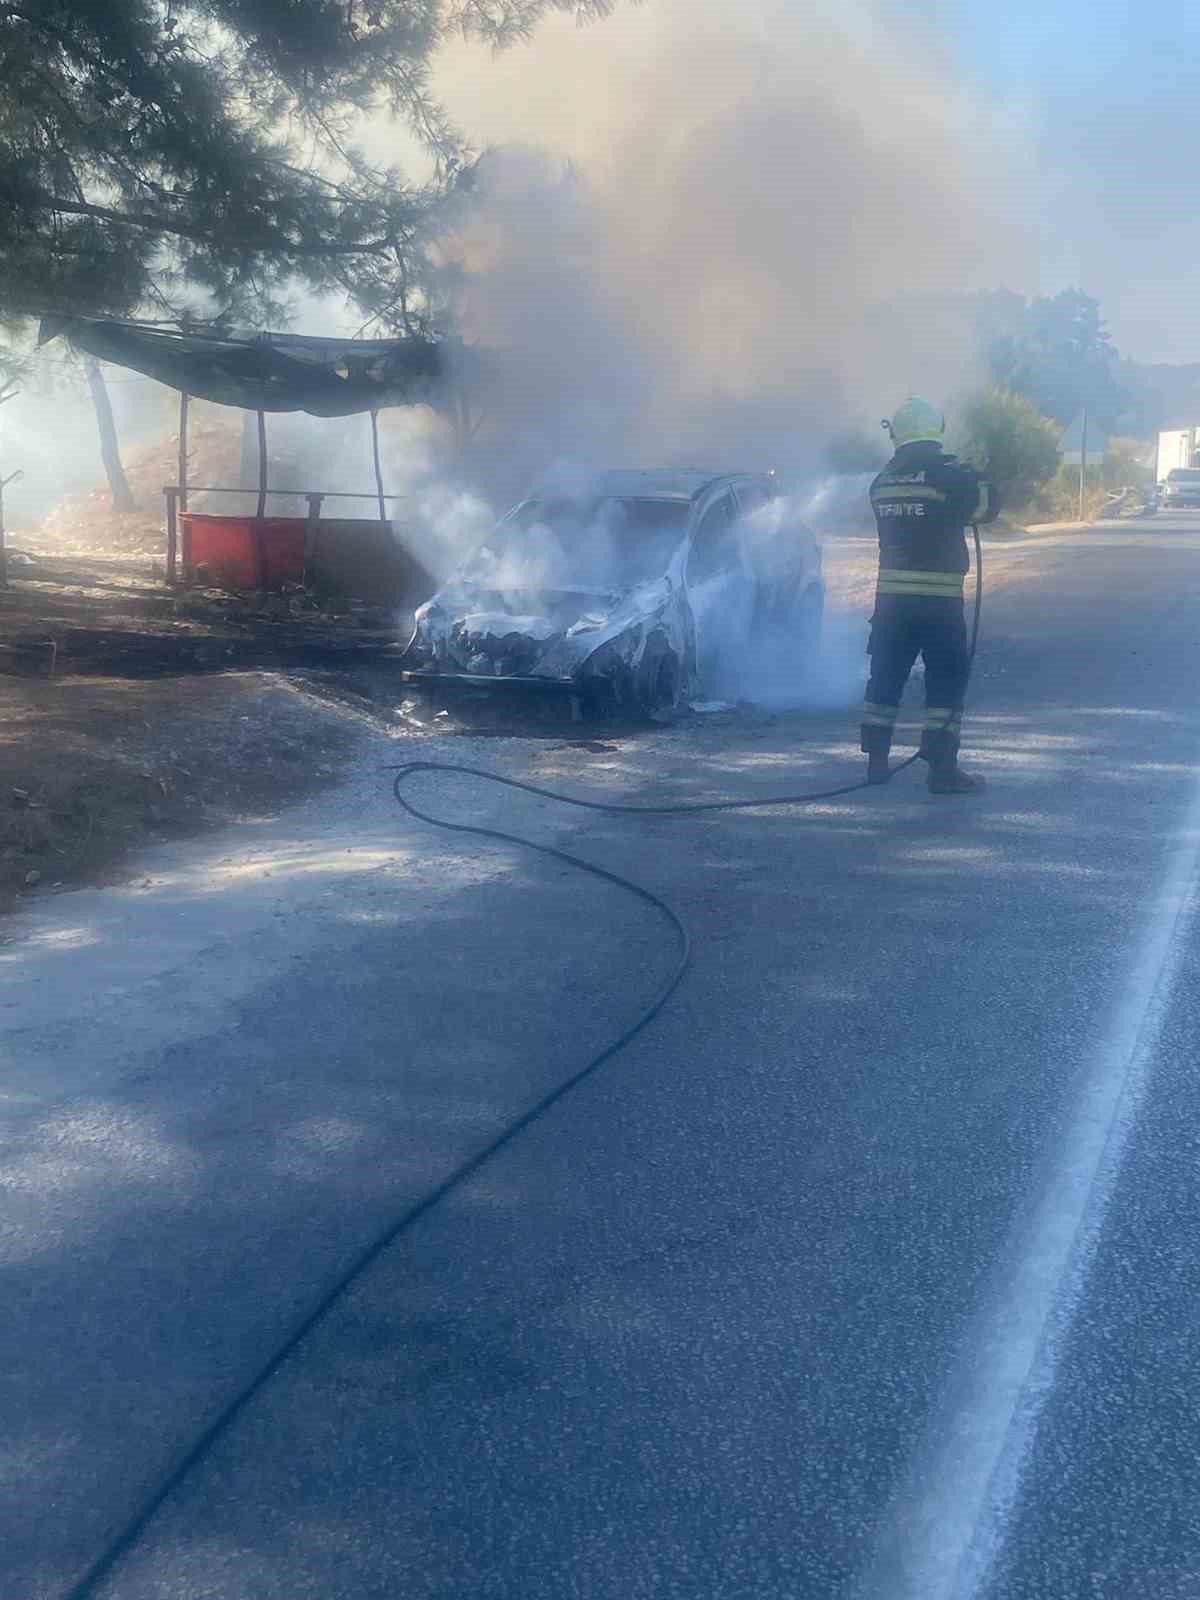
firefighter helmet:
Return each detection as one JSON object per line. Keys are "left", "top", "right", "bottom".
{"left": 885, "top": 397, "right": 945, "bottom": 447}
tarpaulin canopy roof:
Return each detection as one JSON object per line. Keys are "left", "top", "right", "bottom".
{"left": 38, "top": 315, "right": 444, "bottom": 417}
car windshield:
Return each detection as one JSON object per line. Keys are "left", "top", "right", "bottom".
{"left": 1168, "top": 469, "right": 1200, "bottom": 482}
{"left": 464, "top": 496, "right": 691, "bottom": 590}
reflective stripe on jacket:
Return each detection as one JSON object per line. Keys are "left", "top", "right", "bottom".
{"left": 876, "top": 568, "right": 964, "bottom": 597}
{"left": 869, "top": 441, "right": 997, "bottom": 599}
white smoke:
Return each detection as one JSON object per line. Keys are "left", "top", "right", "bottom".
{"left": 367, "top": 0, "right": 1031, "bottom": 710}
{"left": 426, "top": 0, "right": 1028, "bottom": 502}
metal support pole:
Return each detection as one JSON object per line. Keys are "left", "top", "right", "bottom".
{"left": 1078, "top": 406, "right": 1088, "bottom": 522}
{"left": 370, "top": 409, "right": 387, "bottom": 525}
{"left": 256, "top": 410, "right": 268, "bottom": 519}
{"left": 165, "top": 486, "right": 178, "bottom": 585}
{"left": 181, "top": 492, "right": 193, "bottom": 571}
{"left": 303, "top": 492, "right": 324, "bottom": 586}
{"left": 178, "top": 392, "right": 190, "bottom": 514}
{"left": 240, "top": 408, "right": 256, "bottom": 481}
{"left": 255, "top": 410, "right": 268, "bottom": 590}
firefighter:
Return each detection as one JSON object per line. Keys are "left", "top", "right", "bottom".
{"left": 861, "top": 397, "right": 998, "bottom": 794}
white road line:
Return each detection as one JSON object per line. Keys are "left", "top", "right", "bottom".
{"left": 854, "top": 763, "right": 1200, "bottom": 1600}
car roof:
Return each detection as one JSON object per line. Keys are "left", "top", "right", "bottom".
{"left": 532, "top": 470, "right": 764, "bottom": 503}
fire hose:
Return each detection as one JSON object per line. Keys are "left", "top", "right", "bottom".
{"left": 62, "top": 530, "right": 982, "bottom": 1600}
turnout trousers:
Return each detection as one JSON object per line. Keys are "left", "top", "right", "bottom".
{"left": 861, "top": 593, "right": 970, "bottom": 763}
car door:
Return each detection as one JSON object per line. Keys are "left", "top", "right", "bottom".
{"left": 738, "top": 480, "right": 823, "bottom": 627}
{"left": 685, "top": 490, "right": 757, "bottom": 688}
{"left": 732, "top": 481, "right": 775, "bottom": 614}
{"left": 739, "top": 481, "right": 820, "bottom": 582}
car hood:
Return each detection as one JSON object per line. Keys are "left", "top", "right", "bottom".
{"left": 414, "top": 578, "right": 678, "bottom": 678}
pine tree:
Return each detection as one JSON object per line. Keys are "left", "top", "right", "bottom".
{"left": 0, "top": 1, "right": 617, "bottom": 324}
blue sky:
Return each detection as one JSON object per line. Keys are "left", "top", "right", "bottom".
{"left": 952, "top": 1, "right": 1200, "bottom": 360}
{"left": 955, "top": 0, "right": 1174, "bottom": 87}
{"left": 430, "top": 0, "right": 1200, "bottom": 366}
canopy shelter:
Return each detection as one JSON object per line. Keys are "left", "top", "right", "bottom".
{"left": 38, "top": 315, "right": 442, "bottom": 417}
{"left": 37, "top": 316, "right": 446, "bottom": 597}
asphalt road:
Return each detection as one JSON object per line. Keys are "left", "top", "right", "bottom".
{"left": 7, "top": 515, "right": 1200, "bottom": 1599}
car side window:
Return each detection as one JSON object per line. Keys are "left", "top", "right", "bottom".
{"left": 688, "top": 494, "right": 738, "bottom": 586}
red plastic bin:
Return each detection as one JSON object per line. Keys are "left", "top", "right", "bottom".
{"left": 180, "top": 513, "right": 307, "bottom": 591}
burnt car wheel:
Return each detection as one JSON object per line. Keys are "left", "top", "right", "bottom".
{"left": 635, "top": 631, "right": 682, "bottom": 717}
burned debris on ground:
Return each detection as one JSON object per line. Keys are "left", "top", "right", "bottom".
{"left": 0, "top": 533, "right": 416, "bottom": 909}
{"left": 0, "top": 672, "right": 367, "bottom": 915}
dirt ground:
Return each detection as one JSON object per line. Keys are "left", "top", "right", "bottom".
{"left": 0, "top": 671, "right": 371, "bottom": 915}
{"left": 0, "top": 533, "right": 426, "bottom": 913}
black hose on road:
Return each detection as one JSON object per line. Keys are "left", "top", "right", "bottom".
{"left": 62, "top": 533, "right": 982, "bottom": 1600}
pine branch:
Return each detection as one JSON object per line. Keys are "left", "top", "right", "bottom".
{"left": 15, "top": 188, "right": 396, "bottom": 257}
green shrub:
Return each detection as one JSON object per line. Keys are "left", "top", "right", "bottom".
{"left": 1023, "top": 465, "right": 1101, "bottom": 522}
{"left": 956, "top": 388, "right": 1061, "bottom": 509}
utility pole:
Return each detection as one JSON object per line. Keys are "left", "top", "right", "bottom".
{"left": 1078, "top": 406, "right": 1089, "bottom": 522}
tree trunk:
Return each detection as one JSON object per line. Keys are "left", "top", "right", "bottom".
{"left": 83, "top": 355, "right": 136, "bottom": 512}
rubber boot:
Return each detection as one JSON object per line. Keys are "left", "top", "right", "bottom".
{"left": 861, "top": 723, "right": 893, "bottom": 786}
{"left": 922, "top": 729, "right": 986, "bottom": 795}
{"left": 928, "top": 762, "right": 987, "bottom": 795}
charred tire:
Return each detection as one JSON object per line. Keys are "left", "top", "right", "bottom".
{"left": 635, "top": 632, "right": 682, "bottom": 717}
{"left": 581, "top": 668, "right": 633, "bottom": 722}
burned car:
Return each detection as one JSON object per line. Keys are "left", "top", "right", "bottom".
{"left": 403, "top": 470, "right": 824, "bottom": 716}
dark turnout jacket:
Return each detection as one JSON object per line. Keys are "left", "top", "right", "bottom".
{"left": 869, "top": 441, "right": 998, "bottom": 598}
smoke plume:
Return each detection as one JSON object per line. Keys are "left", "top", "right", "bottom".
{"left": 429, "top": 0, "right": 1030, "bottom": 503}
